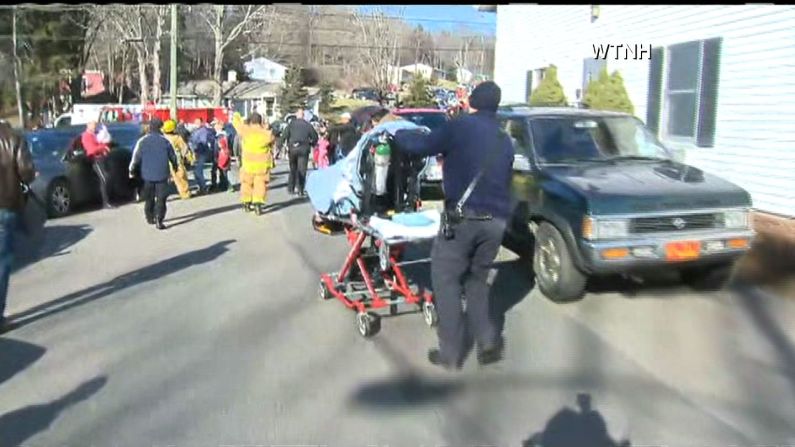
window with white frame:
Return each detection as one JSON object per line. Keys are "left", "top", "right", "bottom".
{"left": 665, "top": 41, "right": 701, "bottom": 138}
{"left": 647, "top": 37, "right": 722, "bottom": 147}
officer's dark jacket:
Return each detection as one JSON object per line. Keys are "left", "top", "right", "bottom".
{"left": 394, "top": 110, "right": 515, "bottom": 220}
{"left": 130, "top": 131, "right": 178, "bottom": 183}
{"left": 282, "top": 118, "right": 318, "bottom": 153}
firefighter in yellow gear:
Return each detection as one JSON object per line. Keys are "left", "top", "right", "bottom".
{"left": 162, "top": 119, "right": 193, "bottom": 200}
{"left": 232, "top": 111, "right": 274, "bottom": 215}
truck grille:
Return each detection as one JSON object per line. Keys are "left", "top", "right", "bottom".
{"left": 630, "top": 213, "right": 722, "bottom": 234}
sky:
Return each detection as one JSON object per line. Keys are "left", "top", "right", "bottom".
{"left": 356, "top": 5, "right": 496, "bottom": 35}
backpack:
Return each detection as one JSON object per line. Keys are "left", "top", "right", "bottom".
{"left": 217, "top": 135, "right": 231, "bottom": 169}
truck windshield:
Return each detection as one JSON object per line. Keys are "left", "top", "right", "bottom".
{"left": 529, "top": 116, "right": 672, "bottom": 164}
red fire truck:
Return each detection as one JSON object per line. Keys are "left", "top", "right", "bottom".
{"left": 99, "top": 104, "right": 230, "bottom": 125}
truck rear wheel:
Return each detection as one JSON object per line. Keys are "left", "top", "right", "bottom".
{"left": 534, "top": 222, "right": 587, "bottom": 303}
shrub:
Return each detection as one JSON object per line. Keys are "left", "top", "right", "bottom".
{"left": 402, "top": 76, "right": 435, "bottom": 108}
{"left": 529, "top": 65, "right": 568, "bottom": 107}
{"left": 582, "top": 68, "right": 634, "bottom": 114}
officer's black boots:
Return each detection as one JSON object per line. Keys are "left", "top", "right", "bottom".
{"left": 427, "top": 349, "right": 463, "bottom": 371}
{"left": 477, "top": 339, "right": 505, "bottom": 366}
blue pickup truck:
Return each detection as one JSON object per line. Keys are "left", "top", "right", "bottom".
{"left": 26, "top": 123, "right": 144, "bottom": 217}
{"left": 499, "top": 106, "right": 754, "bottom": 302}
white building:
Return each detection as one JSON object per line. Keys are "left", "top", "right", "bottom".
{"left": 493, "top": 5, "right": 795, "bottom": 217}
{"left": 401, "top": 63, "right": 435, "bottom": 80}
{"left": 244, "top": 57, "right": 287, "bottom": 83}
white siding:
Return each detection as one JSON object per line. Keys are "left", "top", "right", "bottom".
{"left": 495, "top": 5, "right": 795, "bottom": 217}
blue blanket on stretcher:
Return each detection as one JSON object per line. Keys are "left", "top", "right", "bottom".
{"left": 306, "top": 120, "right": 425, "bottom": 217}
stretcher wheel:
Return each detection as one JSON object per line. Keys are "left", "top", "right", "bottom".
{"left": 356, "top": 312, "right": 381, "bottom": 338}
{"left": 422, "top": 301, "right": 439, "bottom": 328}
{"left": 319, "top": 280, "right": 333, "bottom": 301}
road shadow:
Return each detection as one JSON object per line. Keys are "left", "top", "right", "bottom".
{"left": 490, "top": 258, "right": 536, "bottom": 336}
{"left": 0, "top": 376, "right": 107, "bottom": 446}
{"left": 164, "top": 204, "right": 241, "bottom": 228}
{"left": 0, "top": 338, "right": 46, "bottom": 386}
{"left": 351, "top": 374, "right": 463, "bottom": 407}
{"left": 261, "top": 196, "right": 309, "bottom": 215}
{"left": 585, "top": 269, "right": 729, "bottom": 299}
{"left": 734, "top": 283, "right": 795, "bottom": 402}
{"left": 5, "top": 240, "right": 236, "bottom": 332}
{"left": 522, "top": 394, "right": 630, "bottom": 447}
{"left": 13, "top": 224, "right": 93, "bottom": 271}
{"left": 268, "top": 182, "right": 288, "bottom": 191}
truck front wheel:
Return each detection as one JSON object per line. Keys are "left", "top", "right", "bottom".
{"left": 534, "top": 222, "right": 587, "bottom": 303}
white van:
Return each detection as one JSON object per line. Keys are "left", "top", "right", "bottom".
{"left": 53, "top": 104, "right": 131, "bottom": 128}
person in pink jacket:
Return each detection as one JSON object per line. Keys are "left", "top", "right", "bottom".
{"left": 316, "top": 129, "right": 330, "bottom": 169}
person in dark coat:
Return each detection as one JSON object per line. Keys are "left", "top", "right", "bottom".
{"left": 0, "top": 121, "right": 35, "bottom": 331}
{"left": 394, "top": 81, "right": 515, "bottom": 370}
{"left": 129, "top": 118, "right": 178, "bottom": 230}
{"left": 327, "top": 112, "right": 358, "bottom": 163}
{"left": 281, "top": 108, "right": 318, "bottom": 197}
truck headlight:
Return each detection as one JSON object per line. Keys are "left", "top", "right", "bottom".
{"left": 583, "top": 217, "right": 630, "bottom": 240}
{"left": 723, "top": 209, "right": 749, "bottom": 229}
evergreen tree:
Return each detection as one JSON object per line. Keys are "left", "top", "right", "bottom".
{"left": 446, "top": 66, "right": 458, "bottom": 83}
{"left": 403, "top": 76, "right": 434, "bottom": 108}
{"left": 279, "top": 65, "right": 308, "bottom": 115}
{"left": 318, "top": 82, "right": 334, "bottom": 113}
{"left": 582, "top": 68, "right": 634, "bottom": 114}
{"left": 529, "top": 65, "right": 568, "bottom": 107}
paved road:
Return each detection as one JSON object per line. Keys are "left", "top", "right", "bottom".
{"left": 3, "top": 165, "right": 795, "bottom": 446}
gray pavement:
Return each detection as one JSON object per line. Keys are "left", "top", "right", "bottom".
{"left": 2, "top": 164, "right": 795, "bottom": 446}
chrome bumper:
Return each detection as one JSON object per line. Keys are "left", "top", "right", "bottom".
{"left": 580, "top": 229, "right": 755, "bottom": 274}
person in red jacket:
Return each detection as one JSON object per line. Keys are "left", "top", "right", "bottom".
{"left": 81, "top": 120, "right": 114, "bottom": 209}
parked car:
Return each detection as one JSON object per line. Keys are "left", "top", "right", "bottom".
{"left": 392, "top": 108, "right": 449, "bottom": 187}
{"left": 352, "top": 88, "right": 380, "bottom": 102}
{"left": 498, "top": 105, "right": 754, "bottom": 302}
{"left": 26, "top": 123, "right": 144, "bottom": 217}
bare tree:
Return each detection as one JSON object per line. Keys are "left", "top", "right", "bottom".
{"left": 352, "top": 7, "right": 404, "bottom": 96}
{"left": 149, "top": 6, "right": 168, "bottom": 104}
{"left": 198, "top": 4, "right": 268, "bottom": 105}
{"left": 96, "top": 5, "right": 152, "bottom": 105}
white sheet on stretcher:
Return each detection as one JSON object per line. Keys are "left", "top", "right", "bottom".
{"left": 368, "top": 209, "right": 441, "bottom": 242}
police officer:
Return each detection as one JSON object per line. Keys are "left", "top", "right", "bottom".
{"left": 394, "top": 81, "right": 515, "bottom": 370}
{"left": 282, "top": 108, "right": 318, "bottom": 197}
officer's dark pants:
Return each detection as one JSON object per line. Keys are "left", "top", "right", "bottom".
{"left": 288, "top": 149, "right": 309, "bottom": 194}
{"left": 431, "top": 217, "right": 507, "bottom": 365}
{"left": 142, "top": 181, "right": 169, "bottom": 223}
{"left": 91, "top": 157, "right": 112, "bottom": 207}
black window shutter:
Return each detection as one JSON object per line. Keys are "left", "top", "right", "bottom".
{"left": 646, "top": 47, "right": 664, "bottom": 135}
{"left": 696, "top": 37, "right": 722, "bottom": 148}
{"left": 526, "top": 70, "right": 534, "bottom": 103}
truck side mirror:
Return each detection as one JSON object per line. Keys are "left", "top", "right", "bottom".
{"left": 512, "top": 154, "right": 533, "bottom": 172}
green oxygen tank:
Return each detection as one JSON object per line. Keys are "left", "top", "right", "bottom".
{"left": 374, "top": 137, "right": 391, "bottom": 196}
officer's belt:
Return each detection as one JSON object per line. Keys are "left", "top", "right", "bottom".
{"left": 445, "top": 206, "right": 493, "bottom": 221}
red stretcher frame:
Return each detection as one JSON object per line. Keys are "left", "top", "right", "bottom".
{"left": 317, "top": 220, "right": 438, "bottom": 338}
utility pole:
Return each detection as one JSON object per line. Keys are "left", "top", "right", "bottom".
{"left": 12, "top": 6, "right": 25, "bottom": 128}
{"left": 169, "top": 3, "right": 178, "bottom": 120}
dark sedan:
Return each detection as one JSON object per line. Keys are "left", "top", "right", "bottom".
{"left": 27, "top": 123, "right": 144, "bottom": 217}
